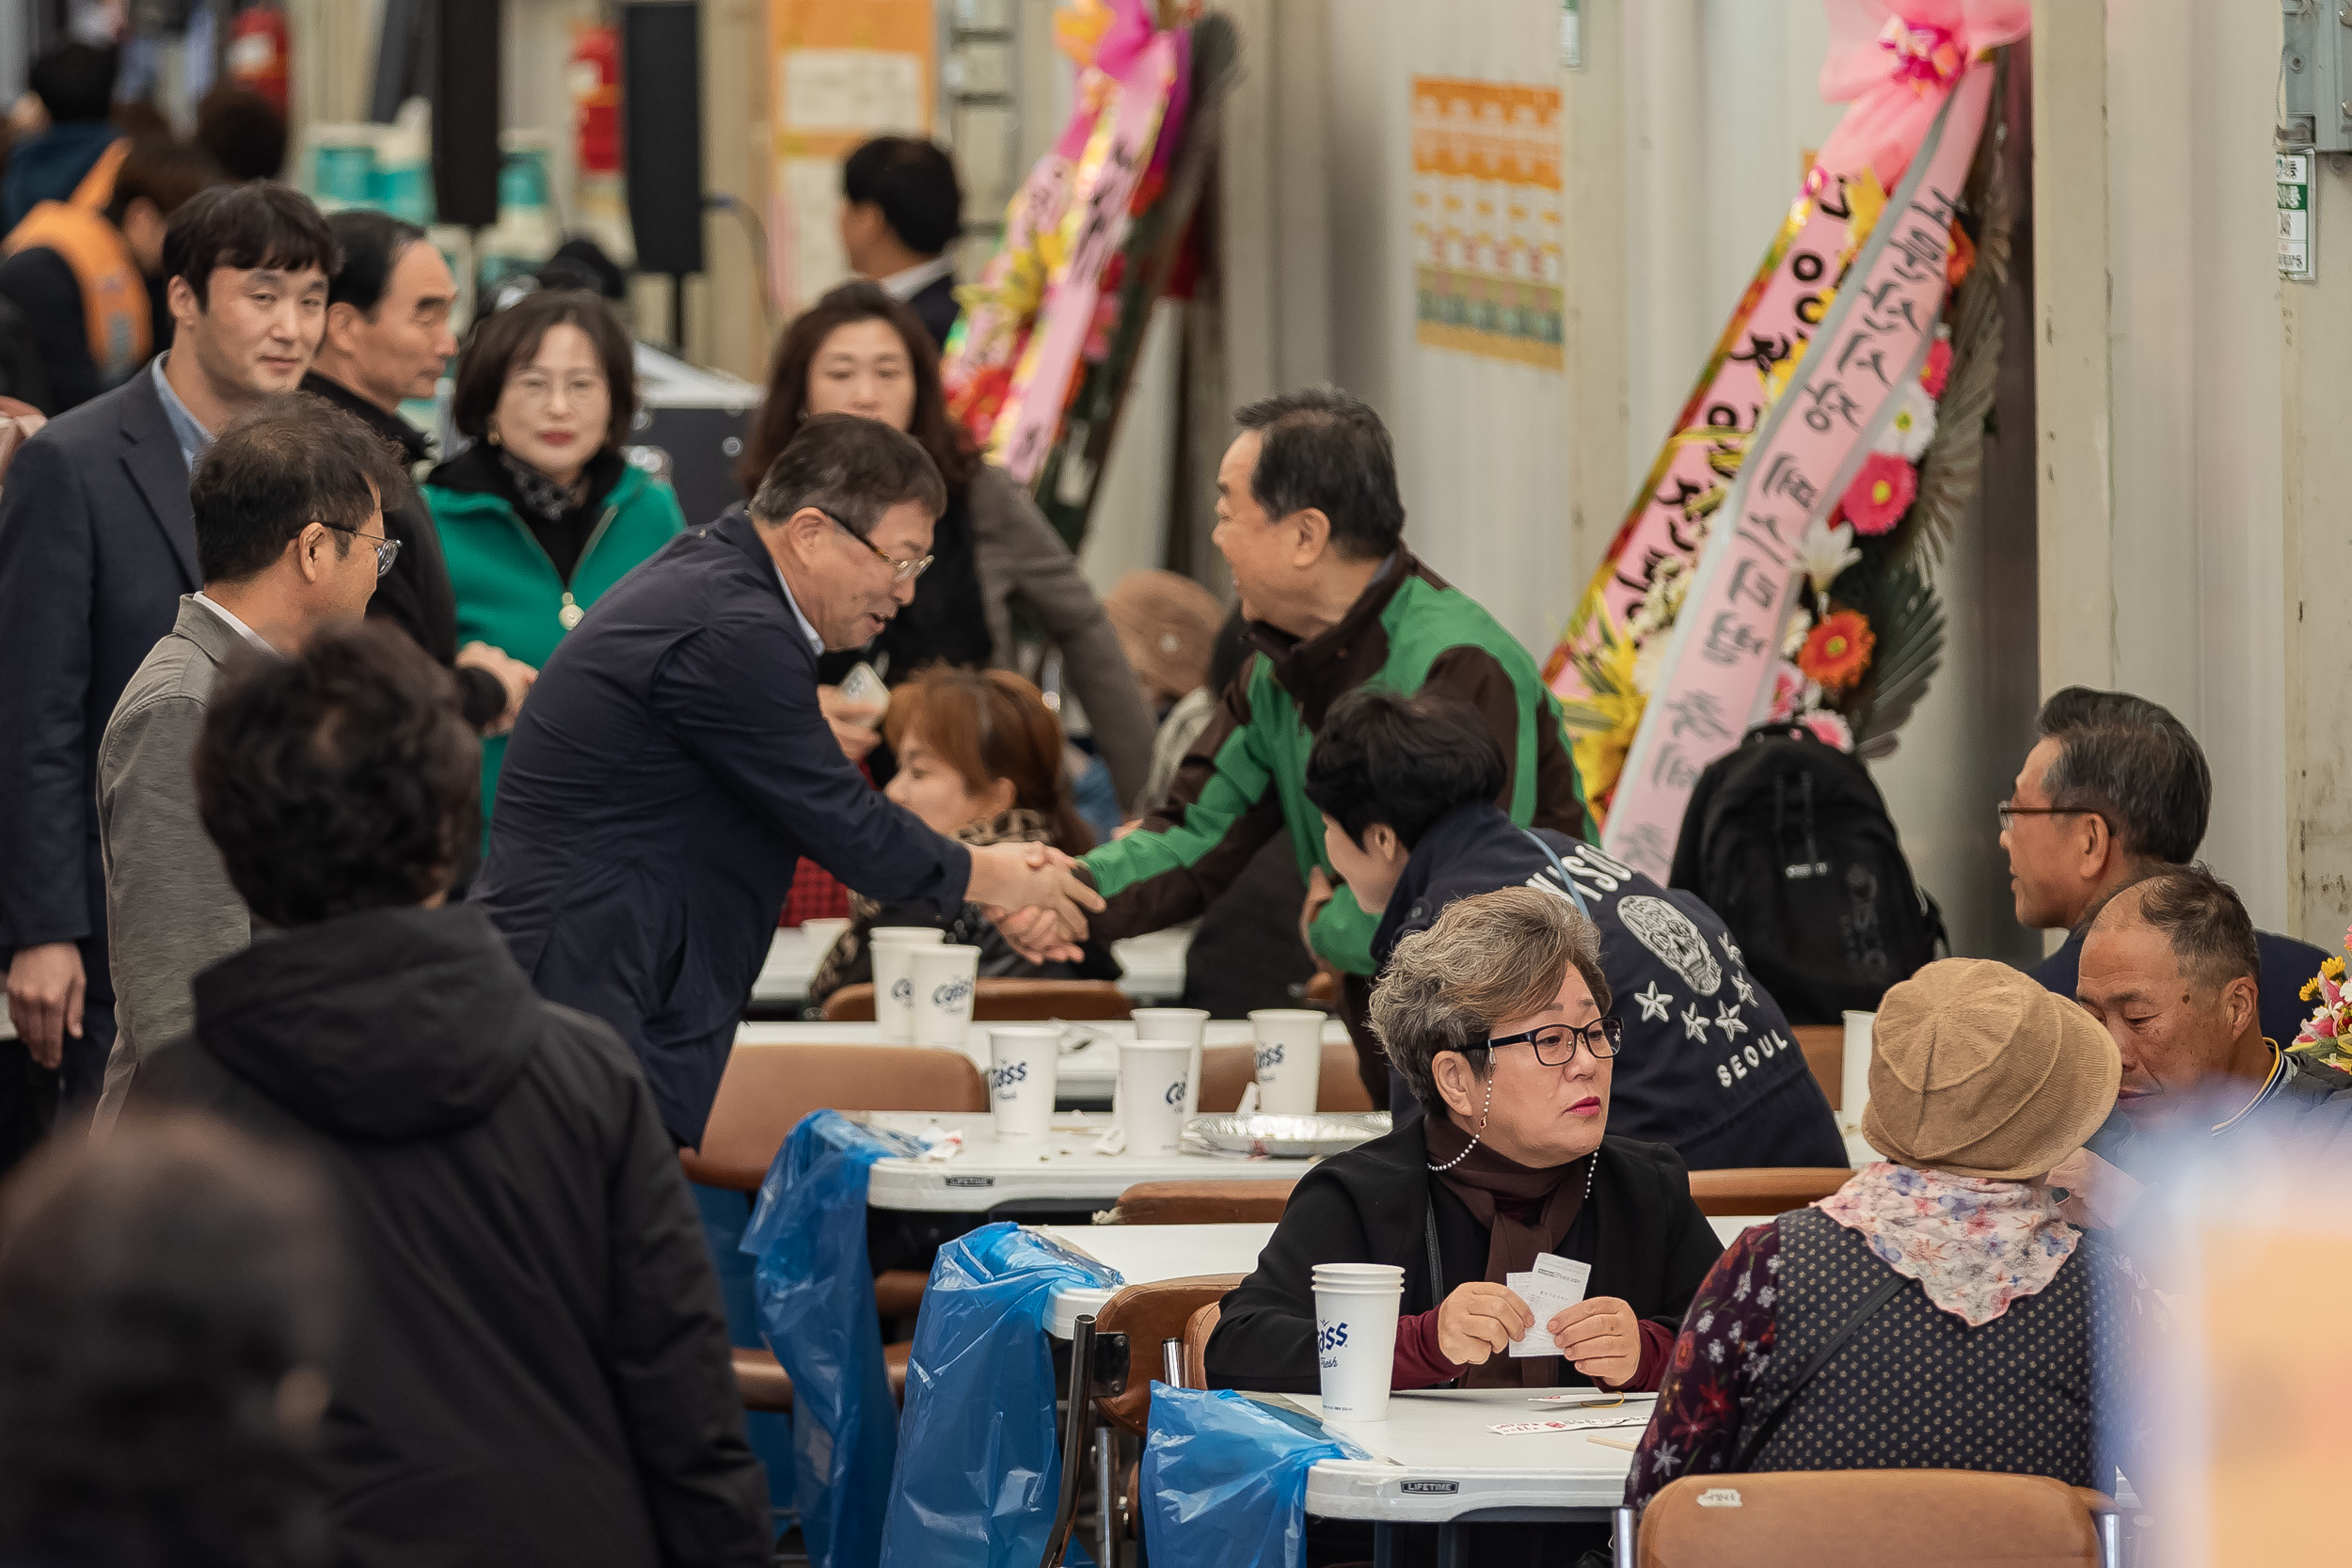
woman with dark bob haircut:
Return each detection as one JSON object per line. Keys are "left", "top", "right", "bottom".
{"left": 1207, "top": 887, "right": 1723, "bottom": 1559}
{"left": 737, "top": 281, "right": 1154, "bottom": 806}
{"left": 423, "top": 289, "right": 685, "bottom": 827}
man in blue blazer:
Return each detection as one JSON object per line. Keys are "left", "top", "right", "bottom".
{"left": 474, "top": 414, "right": 1101, "bottom": 1147}
{"left": 0, "top": 182, "right": 337, "bottom": 1125}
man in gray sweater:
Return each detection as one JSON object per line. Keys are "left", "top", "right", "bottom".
{"left": 93, "top": 393, "right": 399, "bottom": 1122}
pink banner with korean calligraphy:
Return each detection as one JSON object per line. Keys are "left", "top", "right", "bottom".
{"left": 1597, "top": 62, "right": 1994, "bottom": 881}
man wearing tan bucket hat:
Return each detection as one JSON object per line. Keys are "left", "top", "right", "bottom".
{"left": 1629, "top": 958, "right": 2125, "bottom": 1511}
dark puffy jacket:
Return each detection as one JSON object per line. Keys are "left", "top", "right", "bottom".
{"left": 1371, "top": 802, "right": 1847, "bottom": 1171}
{"left": 131, "top": 903, "right": 769, "bottom": 1568}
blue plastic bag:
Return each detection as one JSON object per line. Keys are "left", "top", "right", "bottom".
{"left": 877, "top": 1222, "right": 1119, "bottom": 1568}
{"left": 1141, "top": 1386, "right": 1368, "bottom": 1568}
{"left": 743, "top": 1111, "right": 926, "bottom": 1568}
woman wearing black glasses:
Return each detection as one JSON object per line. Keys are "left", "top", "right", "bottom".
{"left": 1206, "top": 885, "right": 1723, "bottom": 1408}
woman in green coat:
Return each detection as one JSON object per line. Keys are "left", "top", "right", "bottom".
{"left": 424, "top": 289, "right": 685, "bottom": 824}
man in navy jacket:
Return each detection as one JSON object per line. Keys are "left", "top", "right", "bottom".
{"left": 1305, "top": 687, "right": 1847, "bottom": 1170}
{"left": 474, "top": 415, "right": 1100, "bottom": 1147}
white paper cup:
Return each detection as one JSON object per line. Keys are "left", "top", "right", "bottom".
{"left": 799, "top": 916, "right": 850, "bottom": 965}
{"left": 1250, "top": 1009, "right": 1327, "bottom": 1116}
{"left": 1118, "top": 1040, "right": 1193, "bottom": 1155}
{"left": 869, "top": 927, "right": 946, "bottom": 1042}
{"left": 1311, "top": 1263, "right": 1405, "bottom": 1421}
{"left": 1134, "top": 1007, "right": 1209, "bottom": 1117}
{"left": 1841, "top": 1008, "right": 1875, "bottom": 1128}
{"left": 913, "top": 944, "right": 982, "bottom": 1047}
{"left": 988, "top": 1026, "right": 1061, "bottom": 1141}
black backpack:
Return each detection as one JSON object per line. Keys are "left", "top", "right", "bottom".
{"left": 1667, "top": 724, "right": 1943, "bottom": 1024}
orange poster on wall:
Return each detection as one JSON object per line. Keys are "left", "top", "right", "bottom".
{"left": 1410, "top": 76, "right": 1563, "bottom": 370}
{"left": 767, "top": 0, "right": 936, "bottom": 312}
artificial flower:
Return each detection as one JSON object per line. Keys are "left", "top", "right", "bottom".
{"left": 1875, "top": 380, "right": 1937, "bottom": 461}
{"left": 1800, "top": 710, "right": 1855, "bottom": 752}
{"left": 1793, "top": 517, "right": 1863, "bottom": 596}
{"left": 1766, "top": 660, "right": 1810, "bottom": 724}
{"left": 1947, "top": 221, "right": 1976, "bottom": 288}
{"left": 1921, "top": 334, "right": 1953, "bottom": 398}
{"left": 1840, "top": 451, "right": 1917, "bottom": 536}
{"left": 1798, "top": 610, "right": 1875, "bottom": 692}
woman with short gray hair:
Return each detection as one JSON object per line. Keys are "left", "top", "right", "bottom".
{"left": 1209, "top": 886, "right": 1722, "bottom": 1402}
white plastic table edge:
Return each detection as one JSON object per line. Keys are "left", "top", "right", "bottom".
{"left": 1293, "top": 1390, "right": 1650, "bottom": 1522}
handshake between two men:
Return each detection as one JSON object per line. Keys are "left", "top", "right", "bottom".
{"left": 965, "top": 841, "right": 1106, "bottom": 964}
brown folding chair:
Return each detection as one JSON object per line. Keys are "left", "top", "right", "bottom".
{"left": 1198, "top": 1040, "right": 1376, "bottom": 1114}
{"left": 1621, "top": 1469, "right": 2119, "bottom": 1568}
{"left": 1109, "top": 1179, "right": 1297, "bottom": 1226}
{"left": 681, "top": 1043, "right": 987, "bottom": 1411}
{"left": 1684, "top": 1166, "right": 1852, "bottom": 1217}
{"left": 820, "top": 977, "right": 1134, "bottom": 1022}
{"left": 1792, "top": 1023, "right": 1844, "bottom": 1111}
{"left": 1180, "top": 1300, "right": 1222, "bottom": 1391}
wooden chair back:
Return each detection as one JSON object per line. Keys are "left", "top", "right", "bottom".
{"left": 1684, "top": 1166, "right": 1852, "bottom": 1217}
{"left": 680, "top": 1043, "right": 986, "bottom": 1191}
{"left": 1792, "top": 1024, "right": 1844, "bottom": 1110}
{"left": 1092, "top": 1274, "right": 1246, "bottom": 1434}
{"left": 1635, "top": 1470, "right": 2116, "bottom": 1568}
{"left": 1179, "top": 1301, "right": 1222, "bottom": 1391}
{"left": 1112, "top": 1179, "right": 1298, "bottom": 1226}
{"left": 820, "top": 977, "right": 1134, "bottom": 1022}
{"left": 1198, "top": 1040, "right": 1374, "bottom": 1114}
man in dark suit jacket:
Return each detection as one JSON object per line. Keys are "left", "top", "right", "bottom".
{"left": 839, "top": 135, "right": 962, "bottom": 349}
{"left": 303, "top": 208, "right": 531, "bottom": 735}
{"left": 473, "top": 415, "right": 1102, "bottom": 1147}
{"left": 0, "top": 182, "right": 336, "bottom": 1127}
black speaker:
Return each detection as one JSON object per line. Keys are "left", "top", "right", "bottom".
{"left": 428, "top": 0, "right": 500, "bottom": 229}
{"left": 621, "top": 2, "right": 705, "bottom": 277}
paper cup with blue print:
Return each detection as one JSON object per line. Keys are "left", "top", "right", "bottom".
{"left": 868, "top": 927, "right": 946, "bottom": 1042}
{"left": 1311, "top": 1262, "right": 1404, "bottom": 1421}
{"left": 988, "top": 1026, "right": 1061, "bottom": 1141}
{"left": 912, "top": 943, "right": 981, "bottom": 1047}
{"left": 1250, "top": 1009, "right": 1326, "bottom": 1115}
{"left": 1118, "top": 1040, "right": 1193, "bottom": 1155}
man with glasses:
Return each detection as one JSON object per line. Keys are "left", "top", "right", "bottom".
{"left": 91, "top": 393, "right": 400, "bottom": 1125}
{"left": 473, "top": 414, "right": 1104, "bottom": 1148}
{"left": 1302, "top": 686, "right": 1843, "bottom": 1169}
{"left": 2005, "top": 686, "right": 2326, "bottom": 1048}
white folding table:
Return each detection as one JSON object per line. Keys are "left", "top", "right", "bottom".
{"left": 737, "top": 1017, "right": 1352, "bottom": 1107}
{"left": 1027, "top": 1222, "right": 1278, "bottom": 1338}
{"left": 747, "top": 925, "right": 1197, "bottom": 1010}
{"left": 857, "top": 1111, "right": 1320, "bottom": 1213}
{"left": 1291, "top": 1386, "right": 1651, "bottom": 1564}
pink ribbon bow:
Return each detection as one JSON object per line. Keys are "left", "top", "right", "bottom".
{"left": 1814, "top": 0, "right": 2028, "bottom": 188}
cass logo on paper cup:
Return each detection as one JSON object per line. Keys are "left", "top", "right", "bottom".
{"left": 1163, "top": 1079, "right": 1186, "bottom": 1108}
{"left": 932, "top": 977, "right": 974, "bottom": 1008}
{"left": 1255, "top": 1042, "right": 1285, "bottom": 1072}
{"left": 889, "top": 976, "right": 914, "bottom": 1005}
{"left": 1317, "top": 1321, "right": 1349, "bottom": 1354}
{"left": 989, "top": 1061, "right": 1029, "bottom": 1095}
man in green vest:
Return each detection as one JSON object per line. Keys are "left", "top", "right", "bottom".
{"left": 1015, "top": 388, "right": 1590, "bottom": 1105}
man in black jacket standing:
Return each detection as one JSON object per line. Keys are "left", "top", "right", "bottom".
{"left": 475, "top": 414, "right": 1102, "bottom": 1148}
{"left": 131, "top": 624, "right": 770, "bottom": 1568}
{"left": 303, "top": 209, "right": 532, "bottom": 734}
{"left": 1304, "top": 687, "right": 1846, "bottom": 1169}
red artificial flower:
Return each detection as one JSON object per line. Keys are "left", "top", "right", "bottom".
{"left": 1840, "top": 452, "right": 1916, "bottom": 536}
{"left": 1798, "top": 610, "right": 1875, "bottom": 693}
{"left": 1947, "top": 222, "right": 1976, "bottom": 288}
{"left": 1921, "top": 338, "right": 1952, "bottom": 398}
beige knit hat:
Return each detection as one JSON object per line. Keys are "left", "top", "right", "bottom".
{"left": 1861, "top": 958, "right": 2122, "bottom": 1180}
{"left": 1104, "top": 570, "right": 1225, "bottom": 704}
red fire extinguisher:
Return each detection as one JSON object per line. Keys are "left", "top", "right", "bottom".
{"left": 227, "top": 7, "right": 291, "bottom": 116}
{"left": 569, "top": 24, "right": 622, "bottom": 178}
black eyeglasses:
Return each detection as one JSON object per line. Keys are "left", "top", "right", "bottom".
{"left": 818, "top": 509, "right": 932, "bottom": 583}
{"left": 1477, "top": 1016, "right": 1624, "bottom": 1064}
{"left": 325, "top": 523, "right": 402, "bottom": 578}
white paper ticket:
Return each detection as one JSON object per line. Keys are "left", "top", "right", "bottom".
{"left": 1489, "top": 1415, "right": 1651, "bottom": 1435}
{"left": 1505, "top": 1251, "right": 1592, "bottom": 1357}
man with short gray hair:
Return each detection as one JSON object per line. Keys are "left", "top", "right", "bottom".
{"left": 474, "top": 413, "right": 1104, "bottom": 1148}
{"left": 2004, "top": 686, "right": 2326, "bottom": 1046}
